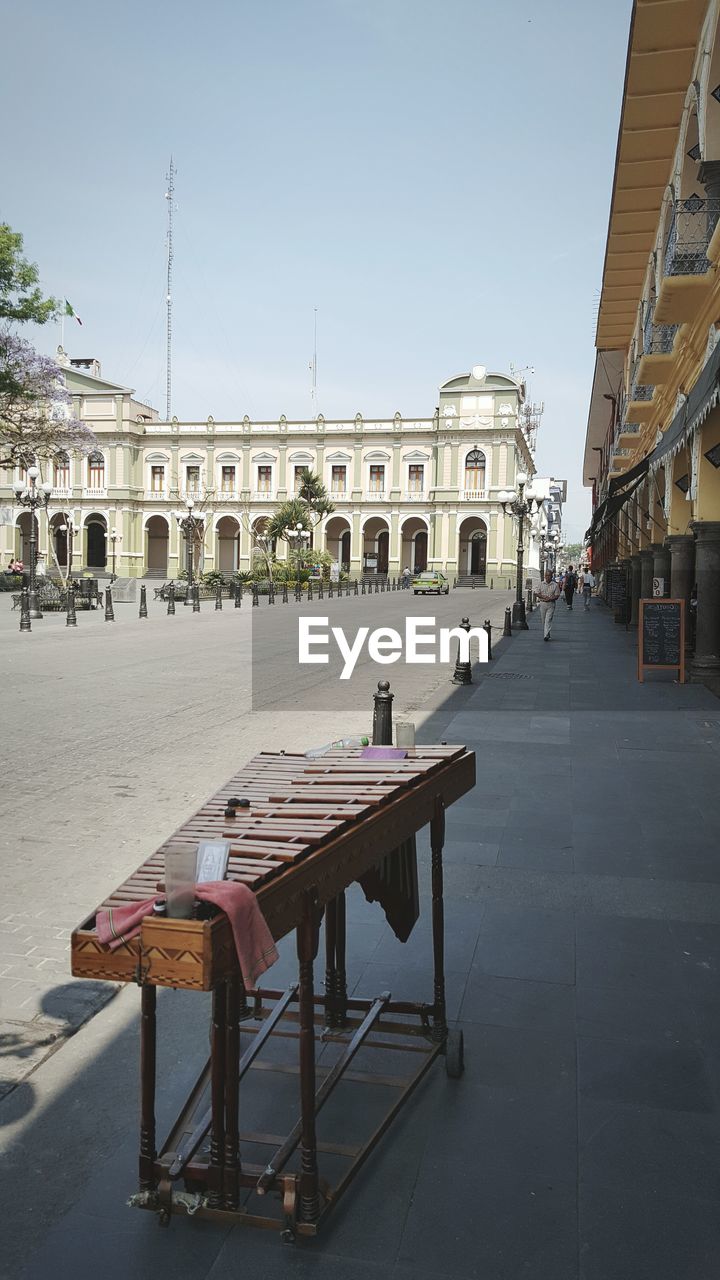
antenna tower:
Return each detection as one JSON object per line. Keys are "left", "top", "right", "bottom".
{"left": 509, "top": 363, "right": 543, "bottom": 455}
{"left": 165, "top": 157, "right": 175, "bottom": 421}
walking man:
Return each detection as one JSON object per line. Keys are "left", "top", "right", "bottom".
{"left": 581, "top": 566, "right": 595, "bottom": 610}
{"left": 563, "top": 565, "right": 578, "bottom": 610}
{"left": 536, "top": 570, "right": 562, "bottom": 641}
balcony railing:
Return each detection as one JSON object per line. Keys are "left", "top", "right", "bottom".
{"left": 664, "top": 196, "right": 720, "bottom": 277}
{"left": 251, "top": 489, "right": 276, "bottom": 501}
{"left": 461, "top": 489, "right": 488, "bottom": 501}
{"left": 366, "top": 490, "right": 387, "bottom": 500}
{"left": 84, "top": 487, "right": 107, "bottom": 498}
{"left": 630, "top": 382, "right": 653, "bottom": 402}
{"left": 403, "top": 490, "right": 428, "bottom": 502}
{"left": 643, "top": 303, "right": 677, "bottom": 355}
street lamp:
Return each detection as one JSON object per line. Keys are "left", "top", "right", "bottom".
{"left": 286, "top": 522, "right": 310, "bottom": 571}
{"left": 109, "top": 526, "right": 121, "bottom": 582}
{"left": 55, "top": 514, "right": 78, "bottom": 581}
{"left": 499, "top": 471, "right": 543, "bottom": 630}
{"left": 175, "top": 499, "right": 203, "bottom": 602}
{"left": 13, "top": 466, "right": 52, "bottom": 619}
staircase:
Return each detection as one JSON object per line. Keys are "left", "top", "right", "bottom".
{"left": 455, "top": 575, "right": 487, "bottom": 588}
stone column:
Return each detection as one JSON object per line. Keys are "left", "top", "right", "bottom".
{"left": 639, "top": 548, "right": 654, "bottom": 603}
{"left": 651, "top": 543, "right": 671, "bottom": 596}
{"left": 629, "top": 553, "right": 642, "bottom": 626}
{"left": 691, "top": 521, "right": 720, "bottom": 677}
{"left": 666, "top": 534, "right": 694, "bottom": 631}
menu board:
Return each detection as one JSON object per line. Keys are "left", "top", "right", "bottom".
{"left": 607, "top": 567, "right": 628, "bottom": 609}
{"left": 638, "top": 599, "right": 685, "bottom": 683}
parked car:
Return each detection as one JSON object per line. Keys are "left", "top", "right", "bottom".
{"left": 413, "top": 570, "right": 449, "bottom": 595}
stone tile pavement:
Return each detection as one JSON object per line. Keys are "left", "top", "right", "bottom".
{"left": 3, "top": 595, "right": 720, "bottom": 1279}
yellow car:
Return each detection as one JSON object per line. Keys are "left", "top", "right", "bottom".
{"left": 413, "top": 571, "right": 450, "bottom": 595}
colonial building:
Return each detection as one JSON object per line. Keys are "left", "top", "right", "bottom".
{"left": 2, "top": 357, "right": 542, "bottom": 582}
{"left": 585, "top": 0, "right": 720, "bottom": 676}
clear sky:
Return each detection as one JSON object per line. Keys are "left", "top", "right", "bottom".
{"left": 2, "top": 0, "right": 632, "bottom": 541}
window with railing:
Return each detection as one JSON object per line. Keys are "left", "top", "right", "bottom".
{"left": 664, "top": 194, "right": 720, "bottom": 277}
{"left": 54, "top": 452, "right": 70, "bottom": 488}
{"left": 643, "top": 300, "right": 678, "bottom": 355}
{"left": 331, "top": 465, "right": 347, "bottom": 493}
{"left": 257, "top": 465, "right": 272, "bottom": 493}
{"left": 150, "top": 465, "right": 165, "bottom": 492}
{"left": 221, "top": 465, "right": 236, "bottom": 492}
{"left": 408, "top": 464, "right": 424, "bottom": 492}
{"left": 294, "top": 466, "right": 306, "bottom": 493}
{"left": 87, "top": 450, "right": 105, "bottom": 488}
{"left": 464, "top": 448, "right": 486, "bottom": 491}
{"left": 369, "top": 464, "right": 385, "bottom": 493}
{"left": 185, "top": 465, "right": 201, "bottom": 492}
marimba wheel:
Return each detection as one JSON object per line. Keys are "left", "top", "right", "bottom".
{"left": 445, "top": 1028, "right": 464, "bottom": 1079}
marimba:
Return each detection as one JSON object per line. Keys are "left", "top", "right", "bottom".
{"left": 71, "top": 745, "right": 475, "bottom": 1240}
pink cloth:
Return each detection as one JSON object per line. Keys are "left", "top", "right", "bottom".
{"left": 96, "top": 880, "right": 278, "bottom": 987}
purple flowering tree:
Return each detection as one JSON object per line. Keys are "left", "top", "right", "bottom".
{"left": 0, "top": 327, "right": 96, "bottom": 470}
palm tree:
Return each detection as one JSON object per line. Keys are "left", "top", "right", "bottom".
{"left": 266, "top": 471, "right": 334, "bottom": 545}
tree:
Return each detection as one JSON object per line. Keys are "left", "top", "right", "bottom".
{"left": 0, "top": 329, "right": 95, "bottom": 469}
{"left": 265, "top": 470, "right": 334, "bottom": 546}
{"left": 0, "top": 224, "right": 59, "bottom": 325}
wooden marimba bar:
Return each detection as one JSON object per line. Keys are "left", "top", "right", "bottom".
{"left": 71, "top": 744, "right": 475, "bottom": 1239}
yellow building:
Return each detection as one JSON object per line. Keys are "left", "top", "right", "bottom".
{"left": 585, "top": 0, "right": 720, "bottom": 675}
{"left": 2, "top": 356, "right": 540, "bottom": 584}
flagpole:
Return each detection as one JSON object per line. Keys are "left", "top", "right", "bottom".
{"left": 60, "top": 310, "right": 65, "bottom": 353}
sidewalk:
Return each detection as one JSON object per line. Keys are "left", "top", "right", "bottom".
{"left": 4, "top": 598, "right": 720, "bottom": 1279}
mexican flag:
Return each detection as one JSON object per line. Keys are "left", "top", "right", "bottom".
{"left": 64, "top": 299, "right": 83, "bottom": 325}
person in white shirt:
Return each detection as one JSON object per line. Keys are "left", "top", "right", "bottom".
{"left": 581, "top": 568, "right": 595, "bottom": 610}
{"left": 535, "top": 571, "right": 562, "bottom": 641}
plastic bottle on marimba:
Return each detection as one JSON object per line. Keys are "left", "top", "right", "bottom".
{"left": 305, "top": 735, "right": 369, "bottom": 759}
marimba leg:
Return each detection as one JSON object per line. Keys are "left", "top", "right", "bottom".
{"left": 324, "top": 895, "right": 338, "bottom": 1027}
{"left": 208, "top": 982, "right": 227, "bottom": 1208}
{"left": 335, "top": 890, "right": 348, "bottom": 1026}
{"left": 324, "top": 892, "right": 348, "bottom": 1029}
{"left": 139, "top": 984, "right": 157, "bottom": 1191}
{"left": 224, "top": 976, "right": 241, "bottom": 1209}
{"left": 430, "top": 797, "right": 448, "bottom": 1044}
{"left": 297, "top": 892, "right": 321, "bottom": 1222}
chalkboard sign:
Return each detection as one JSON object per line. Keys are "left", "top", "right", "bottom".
{"left": 638, "top": 598, "right": 685, "bottom": 683}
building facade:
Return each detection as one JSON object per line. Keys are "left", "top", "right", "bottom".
{"left": 2, "top": 358, "right": 542, "bottom": 582}
{"left": 585, "top": 0, "right": 720, "bottom": 675}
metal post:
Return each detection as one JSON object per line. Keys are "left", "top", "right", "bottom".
{"left": 372, "top": 679, "right": 393, "bottom": 746}
{"left": 268, "top": 580, "right": 275, "bottom": 604}
{"left": 318, "top": 578, "right": 324, "bottom": 599}
{"left": 307, "top": 580, "right": 313, "bottom": 601}
{"left": 512, "top": 508, "right": 528, "bottom": 630}
{"left": 193, "top": 583, "right": 201, "bottom": 612}
{"left": 354, "top": 579, "right": 358, "bottom": 596}
{"left": 328, "top": 579, "right": 333, "bottom": 598}
{"left": 503, "top": 605, "right": 512, "bottom": 637}
{"left": 252, "top": 583, "right": 259, "bottom": 607}
{"left": 282, "top": 582, "right": 288, "bottom": 603}
{"left": 66, "top": 585, "right": 77, "bottom": 627}
{"left": 167, "top": 582, "right": 175, "bottom": 615}
{"left": 28, "top": 513, "right": 41, "bottom": 619}
{"left": 19, "top": 585, "right": 31, "bottom": 632}
{"left": 483, "top": 618, "right": 492, "bottom": 659}
{"left": 139, "top": 584, "right": 148, "bottom": 618}
{"left": 234, "top": 581, "right": 242, "bottom": 608}
{"left": 215, "top": 582, "right": 223, "bottom": 610}
{"left": 361, "top": 580, "right": 365, "bottom": 595}
{"left": 105, "top": 587, "right": 115, "bottom": 622}
{"left": 451, "top": 617, "right": 472, "bottom": 685}
{"left": 490, "top": 578, "right": 493, "bottom": 589}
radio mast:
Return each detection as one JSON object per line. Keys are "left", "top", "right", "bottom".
{"left": 165, "top": 158, "right": 175, "bottom": 421}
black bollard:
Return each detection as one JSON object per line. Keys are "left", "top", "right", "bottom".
{"left": 66, "top": 585, "right": 77, "bottom": 627}
{"left": 490, "top": 578, "right": 494, "bottom": 590}
{"left": 451, "top": 617, "right": 473, "bottom": 685}
{"left": 282, "top": 582, "right": 288, "bottom": 603}
{"left": 307, "top": 580, "right": 312, "bottom": 602}
{"left": 526, "top": 587, "right": 533, "bottom": 614}
{"left": 507, "top": 579, "right": 511, "bottom": 590}
{"left": 472, "top": 579, "right": 476, "bottom": 589}
{"left": 454, "top": 577, "right": 457, "bottom": 588}
{"left": 328, "top": 579, "right": 333, "bottom": 599}
{"left": 318, "top": 578, "right": 324, "bottom": 600}
{"left": 167, "top": 582, "right": 176, "bottom": 615}
{"left": 372, "top": 679, "right": 394, "bottom": 746}
{"left": 19, "top": 586, "right": 31, "bottom": 632}
{"left": 503, "top": 606, "right": 512, "bottom": 637}
{"left": 381, "top": 578, "right": 385, "bottom": 593}
{"left": 354, "top": 579, "right": 358, "bottom": 596}
{"left": 105, "top": 587, "right": 115, "bottom": 622}
{"left": 295, "top": 581, "right": 302, "bottom": 602}
{"left": 361, "top": 580, "right": 366, "bottom": 596}
{"left": 139, "top": 584, "right": 148, "bottom": 618}
{"left": 269, "top": 580, "right": 275, "bottom": 604}
{"left": 193, "top": 583, "right": 201, "bottom": 612}
{"left": 252, "top": 583, "right": 259, "bottom": 607}
{"left": 346, "top": 579, "right": 351, "bottom": 597}
{"left": 234, "top": 582, "right": 242, "bottom": 609}
{"left": 375, "top": 578, "right": 379, "bottom": 594}
{"left": 215, "top": 582, "right": 223, "bottom": 611}
{"left": 483, "top": 618, "right": 492, "bottom": 659}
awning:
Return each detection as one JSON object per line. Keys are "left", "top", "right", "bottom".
{"left": 586, "top": 469, "right": 647, "bottom": 541}
{"left": 649, "top": 337, "right": 720, "bottom": 469}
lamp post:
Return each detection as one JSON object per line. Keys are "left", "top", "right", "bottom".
{"left": 13, "top": 467, "right": 52, "bottom": 619}
{"left": 499, "top": 472, "right": 543, "bottom": 630}
{"left": 175, "top": 499, "right": 203, "bottom": 603}
{"left": 55, "top": 514, "right": 77, "bottom": 582}
{"left": 286, "top": 522, "right": 310, "bottom": 580}
{"left": 255, "top": 532, "right": 274, "bottom": 584}
{"left": 109, "top": 526, "right": 121, "bottom": 582}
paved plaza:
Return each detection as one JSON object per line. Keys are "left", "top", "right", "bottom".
{"left": 2, "top": 592, "right": 720, "bottom": 1279}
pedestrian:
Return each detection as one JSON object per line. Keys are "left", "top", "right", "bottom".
{"left": 402, "top": 567, "right": 412, "bottom": 590}
{"left": 36, "top": 552, "right": 46, "bottom": 578}
{"left": 581, "top": 567, "right": 595, "bottom": 610}
{"left": 536, "top": 570, "right": 562, "bottom": 641}
{"left": 563, "top": 564, "right": 578, "bottom": 610}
